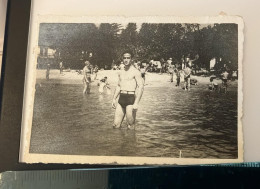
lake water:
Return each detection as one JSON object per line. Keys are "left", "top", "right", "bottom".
{"left": 30, "top": 80, "right": 238, "bottom": 159}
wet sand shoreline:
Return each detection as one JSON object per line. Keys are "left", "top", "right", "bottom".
{"left": 36, "top": 69, "right": 237, "bottom": 88}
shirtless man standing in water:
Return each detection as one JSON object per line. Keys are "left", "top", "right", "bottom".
{"left": 112, "top": 52, "right": 144, "bottom": 130}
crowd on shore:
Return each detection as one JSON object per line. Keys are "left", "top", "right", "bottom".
{"left": 44, "top": 54, "right": 237, "bottom": 95}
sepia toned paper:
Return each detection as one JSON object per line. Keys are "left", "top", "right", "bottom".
{"left": 19, "top": 15, "right": 244, "bottom": 165}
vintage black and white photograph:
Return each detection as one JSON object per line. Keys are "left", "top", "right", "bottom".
{"left": 20, "top": 16, "right": 243, "bottom": 164}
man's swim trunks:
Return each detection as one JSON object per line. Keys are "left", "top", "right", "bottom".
{"left": 83, "top": 77, "right": 91, "bottom": 83}
{"left": 118, "top": 92, "right": 135, "bottom": 108}
{"left": 184, "top": 74, "right": 190, "bottom": 82}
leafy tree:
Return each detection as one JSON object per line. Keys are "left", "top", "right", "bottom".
{"left": 138, "top": 23, "right": 158, "bottom": 61}
{"left": 94, "top": 23, "right": 121, "bottom": 68}
{"left": 213, "top": 24, "right": 238, "bottom": 71}
{"left": 38, "top": 23, "right": 238, "bottom": 71}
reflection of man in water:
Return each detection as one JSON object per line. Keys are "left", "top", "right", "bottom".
{"left": 112, "top": 52, "right": 144, "bottom": 130}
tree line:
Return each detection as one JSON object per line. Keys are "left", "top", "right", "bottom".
{"left": 38, "top": 23, "right": 238, "bottom": 71}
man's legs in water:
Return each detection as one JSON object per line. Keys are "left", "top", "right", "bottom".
{"left": 126, "top": 105, "right": 137, "bottom": 130}
{"left": 184, "top": 78, "right": 187, "bottom": 90}
{"left": 187, "top": 78, "right": 191, "bottom": 91}
{"left": 113, "top": 103, "right": 125, "bottom": 128}
{"left": 83, "top": 82, "right": 87, "bottom": 94}
{"left": 83, "top": 79, "right": 91, "bottom": 94}
{"left": 86, "top": 82, "right": 91, "bottom": 94}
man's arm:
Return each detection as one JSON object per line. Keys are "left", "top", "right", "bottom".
{"left": 112, "top": 73, "right": 121, "bottom": 109}
{"left": 145, "top": 64, "right": 150, "bottom": 73}
{"left": 133, "top": 71, "right": 144, "bottom": 109}
{"left": 82, "top": 67, "right": 87, "bottom": 82}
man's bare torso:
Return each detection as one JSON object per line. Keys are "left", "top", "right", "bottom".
{"left": 119, "top": 66, "right": 138, "bottom": 92}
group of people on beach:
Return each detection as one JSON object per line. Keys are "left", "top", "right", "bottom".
{"left": 111, "top": 54, "right": 197, "bottom": 73}
{"left": 209, "top": 69, "right": 230, "bottom": 93}
{"left": 83, "top": 60, "right": 110, "bottom": 95}
{"left": 45, "top": 51, "right": 233, "bottom": 130}
{"left": 110, "top": 54, "right": 200, "bottom": 90}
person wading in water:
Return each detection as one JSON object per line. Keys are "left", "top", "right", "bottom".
{"left": 112, "top": 52, "right": 144, "bottom": 130}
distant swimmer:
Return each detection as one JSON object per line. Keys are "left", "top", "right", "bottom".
{"left": 168, "top": 64, "right": 175, "bottom": 82}
{"left": 157, "top": 60, "right": 162, "bottom": 74}
{"left": 221, "top": 69, "right": 229, "bottom": 93}
{"left": 82, "top": 61, "right": 92, "bottom": 94}
{"left": 183, "top": 65, "right": 192, "bottom": 91}
{"left": 98, "top": 76, "right": 110, "bottom": 94}
{"left": 174, "top": 67, "right": 181, "bottom": 87}
{"left": 59, "top": 61, "right": 63, "bottom": 74}
{"left": 140, "top": 63, "right": 149, "bottom": 84}
{"left": 112, "top": 52, "right": 144, "bottom": 130}
{"left": 46, "top": 64, "right": 50, "bottom": 80}
{"left": 93, "top": 65, "right": 99, "bottom": 80}
{"left": 209, "top": 76, "right": 219, "bottom": 91}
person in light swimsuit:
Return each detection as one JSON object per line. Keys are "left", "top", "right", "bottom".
{"left": 98, "top": 76, "right": 110, "bottom": 94}
{"left": 183, "top": 65, "right": 192, "bottom": 91}
{"left": 82, "top": 61, "right": 92, "bottom": 94}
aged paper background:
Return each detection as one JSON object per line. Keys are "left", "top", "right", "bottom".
{"left": 19, "top": 14, "right": 243, "bottom": 165}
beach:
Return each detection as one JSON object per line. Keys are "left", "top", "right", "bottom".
{"left": 36, "top": 69, "right": 232, "bottom": 87}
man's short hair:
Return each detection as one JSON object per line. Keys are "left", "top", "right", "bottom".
{"left": 122, "top": 50, "right": 133, "bottom": 58}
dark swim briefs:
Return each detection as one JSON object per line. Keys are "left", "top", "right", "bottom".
{"left": 184, "top": 74, "right": 191, "bottom": 81}
{"left": 118, "top": 93, "right": 135, "bottom": 108}
{"left": 83, "top": 77, "right": 91, "bottom": 83}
